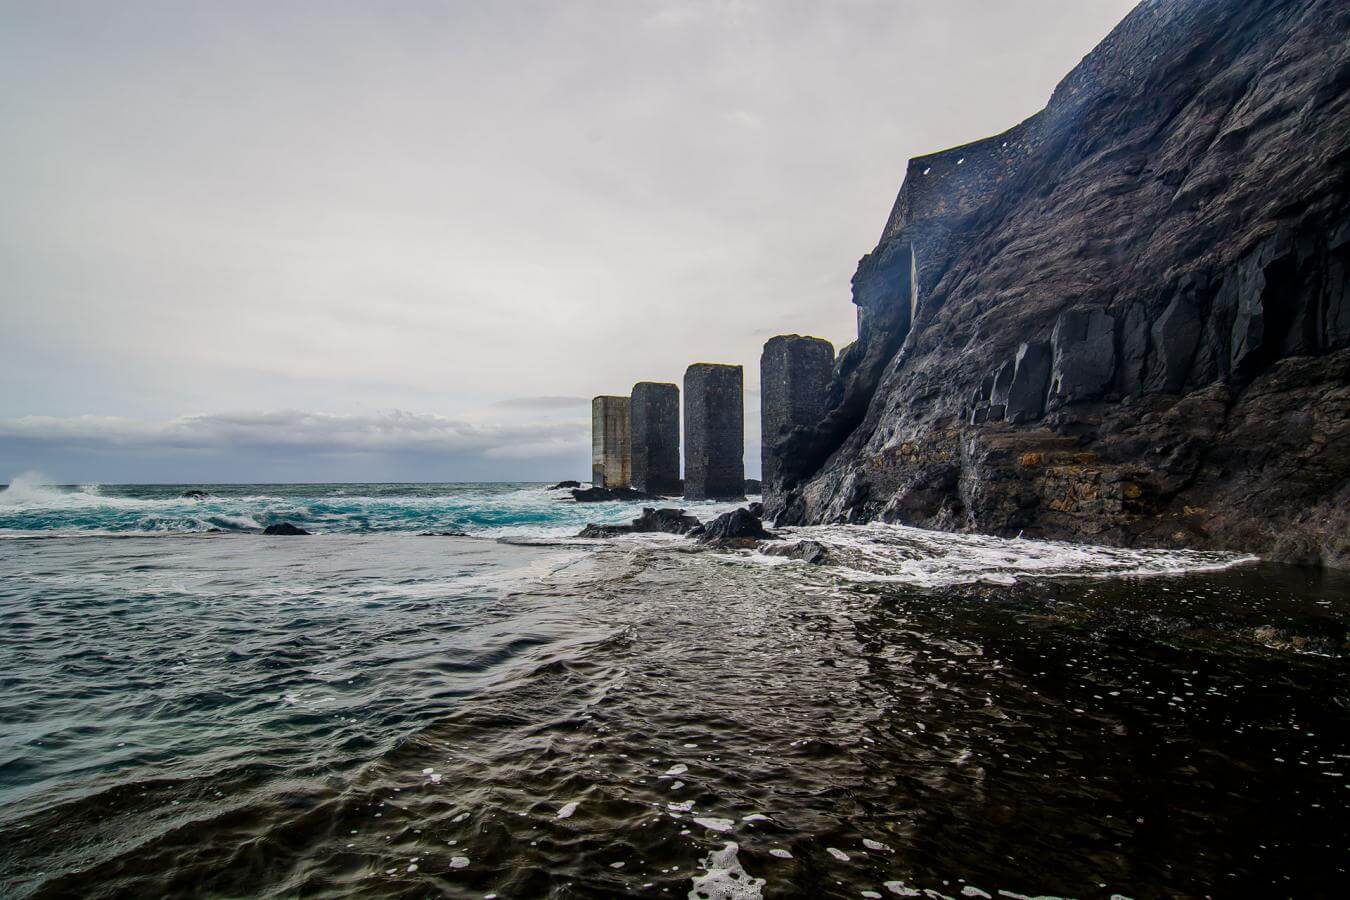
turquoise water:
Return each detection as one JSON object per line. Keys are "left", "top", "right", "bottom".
{"left": 0, "top": 477, "right": 747, "bottom": 538}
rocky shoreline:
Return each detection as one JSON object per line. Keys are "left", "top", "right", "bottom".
{"left": 759, "top": 0, "right": 1350, "bottom": 569}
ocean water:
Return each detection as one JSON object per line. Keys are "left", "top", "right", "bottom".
{"left": 0, "top": 476, "right": 752, "bottom": 538}
{"left": 1, "top": 481, "right": 1347, "bottom": 897}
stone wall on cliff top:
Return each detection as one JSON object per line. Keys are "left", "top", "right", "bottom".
{"left": 769, "top": 0, "right": 1350, "bottom": 568}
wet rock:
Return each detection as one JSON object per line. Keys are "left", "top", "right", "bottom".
{"left": 693, "top": 508, "right": 776, "bottom": 546}
{"left": 262, "top": 522, "right": 309, "bottom": 536}
{"left": 746, "top": 501, "right": 764, "bottom": 519}
{"left": 757, "top": 0, "right": 1350, "bottom": 567}
{"left": 1049, "top": 309, "right": 1116, "bottom": 406}
{"left": 569, "top": 486, "right": 661, "bottom": 503}
{"left": 577, "top": 523, "right": 632, "bottom": 538}
{"left": 1146, "top": 285, "right": 1205, "bottom": 393}
{"left": 577, "top": 507, "right": 701, "bottom": 539}
{"left": 633, "top": 507, "right": 701, "bottom": 535}
{"left": 990, "top": 360, "right": 1014, "bottom": 407}
{"left": 744, "top": 478, "right": 762, "bottom": 494}
{"left": 180, "top": 490, "right": 211, "bottom": 500}
{"left": 548, "top": 480, "right": 582, "bottom": 490}
{"left": 1005, "top": 341, "right": 1052, "bottom": 423}
{"left": 761, "top": 539, "right": 832, "bottom": 565}
{"left": 1118, "top": 302, "right": 1150, "bottom": 395}
{"left": 419, "top": 531, "right": 470, "bottom": 537}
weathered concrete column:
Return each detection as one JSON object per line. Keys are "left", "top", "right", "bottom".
{"left": 760, "top": 335, "right": 834, "bottom": 498}
{"left": 683, "top": 364, "right": 744, "bottom": 500}
{"left": 591, "top": 395, "right": 631, "bottom": 488}
{"left": 630, "top": 382, "right": 680, "bottom": 494}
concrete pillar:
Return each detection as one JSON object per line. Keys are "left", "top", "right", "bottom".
{"left": 760, "top": 335, "right": 833, "bottom": 495}
{"left": 591, "top": 396, "right": 631, "bottom": 488}
{"left": 630, "top": 382, "right": 681, "bottom": 495}
{"left": 682, "top": 363, "right": 744, "bottom": 500}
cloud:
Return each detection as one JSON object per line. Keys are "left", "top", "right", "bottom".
{"left": 491, "top": 396, "right": 591, "bottom": 410}
{"left": 0, "top": 410, "right": 587, "bottom": 458}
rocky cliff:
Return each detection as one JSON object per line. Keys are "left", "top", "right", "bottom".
{"left": 768, "top": 0, "right": 1350, "bottom": 568}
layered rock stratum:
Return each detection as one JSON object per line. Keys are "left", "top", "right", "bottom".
{"left": 767, "top": 0, "right": 1350, "bottom": 568}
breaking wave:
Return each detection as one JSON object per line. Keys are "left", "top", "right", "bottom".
{"left": 0, "top": 478, "right": 748, "bottom": 538}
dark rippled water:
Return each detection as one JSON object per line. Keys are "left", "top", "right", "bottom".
{"left": 1, "top": 488, "right": 1347, "bottom": 898}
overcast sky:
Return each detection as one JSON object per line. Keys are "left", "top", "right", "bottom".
{"left": 0, "top": 0, "right": 1136, "bottom": 483}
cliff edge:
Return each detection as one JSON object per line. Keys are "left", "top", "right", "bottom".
{"left": 768, "top": 0, "right": 1350, "bottom": 568}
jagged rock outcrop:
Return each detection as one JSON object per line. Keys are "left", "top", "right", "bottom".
{"left": 767, "top": 0, "right": 1350, "bottom": 568}
{"left": 761, "top": 539, "right": 834, "bottom": 565}
{"left": 577, "top": 507, "right": 702, "bottom": 538}
{"left": 690, "top": 508, "right": 776, "bottom": 547}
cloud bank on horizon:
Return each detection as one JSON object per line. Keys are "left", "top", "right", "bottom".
{"left": 0, "top": 0, "right": 1137, "bottom": 482}
{"left": 0, "top": 409, "right": 593, "bottom": 484}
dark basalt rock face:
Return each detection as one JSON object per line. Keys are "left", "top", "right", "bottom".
{"left": 577, "top": 507, "right": 701, "bottom": 538}
{"left": 548, "top": 480, "right": 582, "bottom": 490}
{"left": 1050, "top": 309, "right": 1116, "bottom": 408}
{"left": 770, "top": 0, "right": 1350, "bottom": 568}
{"left": 262, "top": 522, "right": 309, "bottom": 536}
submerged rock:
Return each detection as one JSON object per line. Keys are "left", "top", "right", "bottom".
{"left": 634, "top": 507, "right": 701, "bottom": 534}
{"left": 569, "top": 486, "right": 661, "bottom": 503}
{"left": 577, "top": 523, "right": 631, "bottom": 538}
{"left": 577, "top": 507, "right": 701, "bottom": 539}
{"left": 761, "top": 539, "right": 833, "bottom": 565}
{"left": 262, "top": 522, "right": 309, "bottom": 536}
{"left": 180, "top": 490, "right": 211, "bottom": 500}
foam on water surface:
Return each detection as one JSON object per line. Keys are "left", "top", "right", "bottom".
{"left": 745, "top": 521, "right": 1257, "bottom": 587}
{"left": 688, "top": 841, "right": 765, "bottom": 900}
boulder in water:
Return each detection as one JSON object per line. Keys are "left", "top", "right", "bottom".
{"left": 692, "top": 507, "right": 776, "bottom": 547}
{"left": 180, "top": 489, "right": 211, "bottom": 500}
{"left": 761, "top": 539, "right": 832, "bottom": 565}
{"left": 577, "top": 507, "right": 702, "bottom": 538}
{"left": 262, "top": 522, "right": 309, "bottom": 536}
{"left": 577, "top": 522, "right": 632, "bottom": 538}
{"left": 549, "top": 480, "right": 582, "bottom": 489}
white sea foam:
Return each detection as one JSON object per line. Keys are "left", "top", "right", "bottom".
{"left": 688, "top": 841, "right": 765, "bottom": 900}
{"left": 694, "top": 816, "right": 736, "bottom": 832}
{"left": 743, "top": 521, "right": 1257, "bottom": 587}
